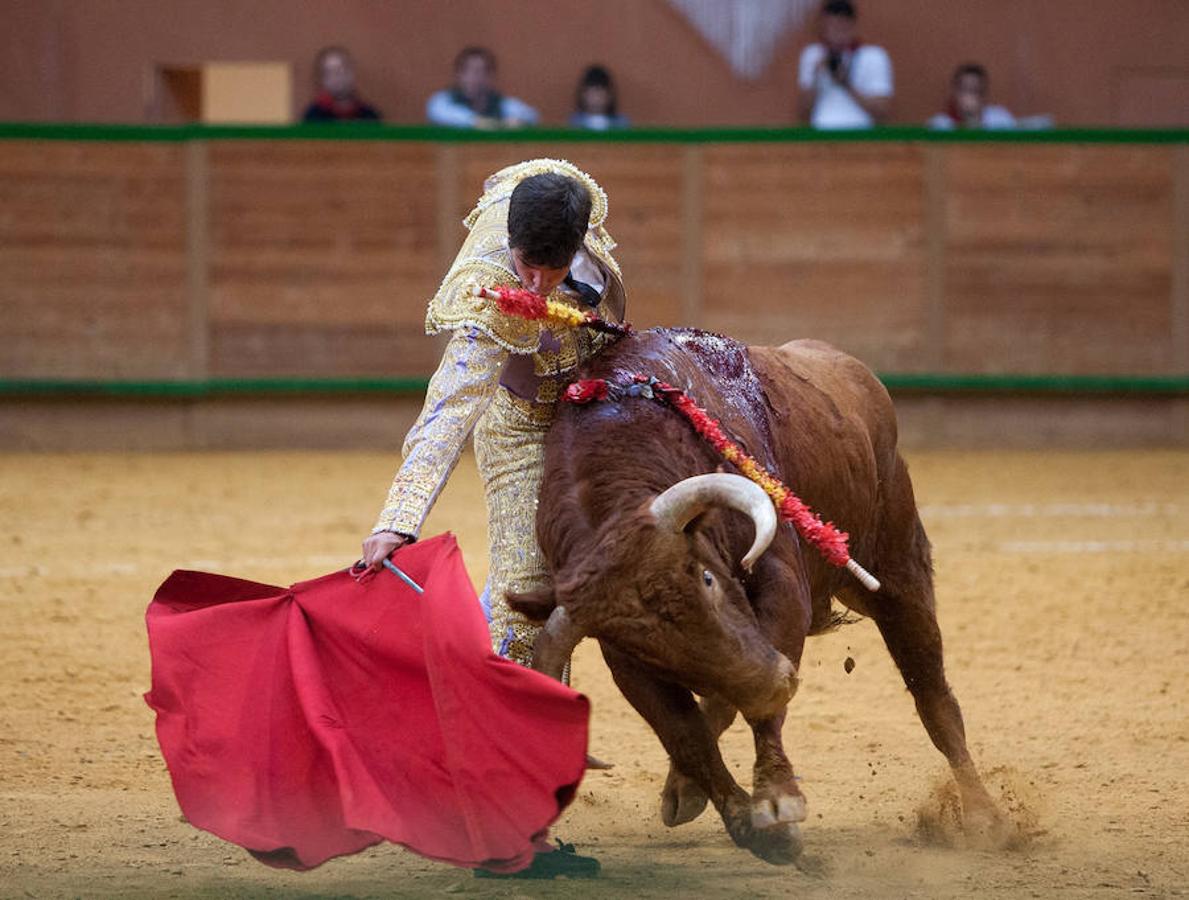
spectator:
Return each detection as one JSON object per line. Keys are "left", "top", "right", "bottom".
{"left": 426, "top": 46, "right": 538, "bottom": 129}
{"left": 928, "top": 63, "right": 1017, "bottom": 130}
{"left": 570, "top": 65, "right": 630, "bottom": 130}
{"left": 797, "top": 0, "right": 892, "bottom": 129}
{"left": 302, "top": 46, "right": 381, "bottom": 122}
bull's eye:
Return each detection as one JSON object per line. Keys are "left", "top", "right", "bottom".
{"left": 702, "top": 569, "right": 715, "bottom": 588}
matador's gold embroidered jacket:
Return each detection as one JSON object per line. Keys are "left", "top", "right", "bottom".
{"left": 372, "top": 159, "right": 627, "bottom": 538}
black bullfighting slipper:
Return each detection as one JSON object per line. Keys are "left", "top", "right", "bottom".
{"left": 474, "top": 839, "right": 601, "bottom": 880}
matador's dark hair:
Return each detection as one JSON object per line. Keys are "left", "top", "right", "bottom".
{"left": 507, "top": 173, "right": 592, "bottom": 269}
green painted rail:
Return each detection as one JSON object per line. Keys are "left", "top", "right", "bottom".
{"left": 1, "top": 374, "right": 1185, "bottom": 399}
{"left": 0, "top": 122, "right": 1185, "bottom": 145}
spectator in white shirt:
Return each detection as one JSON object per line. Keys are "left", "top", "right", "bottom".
{"left": 927, "top": 63, "right": 1017, "bottom": 130}
{"left": 797, "top": 0, "right": 893, "bottom": 129}
{"left": 426, "top": 47, "right": 539, "bottom": 129}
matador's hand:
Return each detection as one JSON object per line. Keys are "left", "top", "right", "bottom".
{"left": 361, "top": 531, "right": 411, "bottom": 571}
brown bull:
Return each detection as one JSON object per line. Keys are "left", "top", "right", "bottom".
{"left": 508, "top": 327, "right": 1005, "bottom": 864}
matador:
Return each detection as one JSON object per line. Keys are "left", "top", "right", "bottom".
{"left": 362, "top": 158, "right": 626, "bottom": 667}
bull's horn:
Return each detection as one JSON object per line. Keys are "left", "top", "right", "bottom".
{"left": 650, "top": 473, "right": 777, "bottom": 571}
{"left": 531, "top": 605, "right": 584, "bottom": 681}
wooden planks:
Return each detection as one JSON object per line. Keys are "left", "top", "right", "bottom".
{"left": 942, "top": 145, "right": 1175, "bottom": 375}
{"left": 700, "top": 143, "right": 929, "bottom": 372}
{"left": 0, "top": 137, "right": 1183, "bottom": 392}
{"left": 205, "top": 141, "right": 443, "bottom": 377}
{"left": 0, "top": 141, "right": 189, "bottom": 378}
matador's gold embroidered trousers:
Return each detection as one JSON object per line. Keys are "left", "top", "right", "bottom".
{"left": 373, "top": 156, "right": 625, "bottom": 669}
{"left": 371, "top": 330, "right": 568, "bottom": 669}
{"left": 473, "top": 390, "right": 553, "bottom": 667}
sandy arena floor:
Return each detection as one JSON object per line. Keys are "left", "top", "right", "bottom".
{"left": 0, "top": 449, "right": 1186, "bottom": 899}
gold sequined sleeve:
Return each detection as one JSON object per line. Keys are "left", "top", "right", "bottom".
{"left": 372, "top": 328, "right": 507, "bottom": 537}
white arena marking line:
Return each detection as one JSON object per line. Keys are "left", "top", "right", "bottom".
{"left": 995, "top": 540, "right": 1189, "bottom": 554}
{"left": 920, "top": 502, "right": 1179, "bottom": 519}
{"left": 0, "top": 555, "right": 354, "bottom": 579}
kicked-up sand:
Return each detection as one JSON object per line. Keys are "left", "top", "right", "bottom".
{"left": 0, "top": 449, "right": 1186, "bottom": 898}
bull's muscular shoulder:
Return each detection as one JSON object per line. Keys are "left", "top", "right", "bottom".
{"left": 750, "top": 338, "right": 883, "bottom": 397}
{"left": 748, "top": 339, "right": 897, "bottom": 463}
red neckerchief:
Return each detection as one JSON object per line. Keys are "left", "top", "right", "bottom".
{"left": 945, "top": 99, "right": 982, "bottom": 128}
{"left": 313, "top": 90, "right": 363, "bottom": 120}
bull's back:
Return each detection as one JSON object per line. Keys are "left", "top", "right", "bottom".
{"left": 751, "top": 339, "right": 897, "bottom": 467}
{"left": 748, "top": 340, "right": 900, "bottom": 580}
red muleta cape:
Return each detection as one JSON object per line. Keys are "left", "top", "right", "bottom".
{"left": 144, "top": 533, "right": 589, "bottom": 873}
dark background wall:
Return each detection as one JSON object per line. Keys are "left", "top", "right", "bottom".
{"left": 4, "top": 0, "right": 1188, "bottom": 126}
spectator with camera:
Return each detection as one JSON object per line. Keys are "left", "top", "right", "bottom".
{"left": 797, "top": 0, "right": 893, "bottom": 129}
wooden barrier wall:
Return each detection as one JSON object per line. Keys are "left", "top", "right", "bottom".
{"left": 1, "top": 130, "right": 1185, "bottom": 448}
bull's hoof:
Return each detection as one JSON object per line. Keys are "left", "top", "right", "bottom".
{"left": 724, "top": 794, "right": 804, "bottom": 865}
{"left": 746, "top": 821, "right": 803, "bottom": 865}
{"left": 660, "top": 766, "right": 709, "bottom": 827}
{"left": 962, "top": 799, "right": 1016, "bottom": 849}
{"left": 751, "top": 794, "right": 807, "bottom": 828}
{"left": 721, "top": 791, "right": 802, "bottom": 864}
{"left": 917, "top": 773, "right": 1025, "bottom": 850}
{"left": 743, "top": 788, "right": 807, "bottom": 864}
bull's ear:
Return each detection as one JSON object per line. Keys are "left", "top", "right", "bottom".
{"left": 506, "top": 587, "right": 558, "bottom": 622}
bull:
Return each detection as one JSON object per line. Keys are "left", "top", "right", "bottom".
{"left": 508, "top": 327, "right": 1005, "bottom": 864}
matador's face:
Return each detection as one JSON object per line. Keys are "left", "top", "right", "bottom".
{"left": 511, "top": 247, "right": 569, "bottom": 297}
